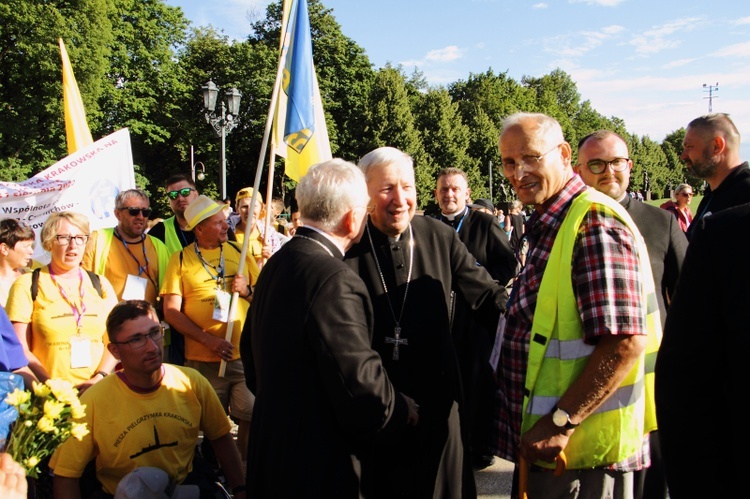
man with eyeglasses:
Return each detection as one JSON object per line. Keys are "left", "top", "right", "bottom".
{"left": 51, "top": 300, "right": 246, "bottom": 499}
{"left": 83, "top": 189, "right": 170, "bottom": 306}
{"left": 575, "top": 130, "right": 687, "bottom": 499}
{"left": 677, "top": 113, "right": 750, "bottom": 239}
{"left": 493, "top": 113, "right": 659, "bottom": 499}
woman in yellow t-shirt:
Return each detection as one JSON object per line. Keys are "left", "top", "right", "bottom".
{"left": 6, "top": 212, "right": 118, "bottom": 394}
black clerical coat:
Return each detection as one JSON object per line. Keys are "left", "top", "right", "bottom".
{"left": 440, "top": 209, "right": 516, "bottom": 458}
{"left": 242, "top": 227, "right": 409, "bottom": 499}
{"left": 620, "top": 196, "right": 687, "bottom": 323}
{"left": 345, "top": 215, "right": 507, "bottom": 498}
{"left": 655, "top": 202, "right": 750, "bottom": 497}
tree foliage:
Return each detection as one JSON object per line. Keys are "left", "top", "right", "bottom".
{"left": 1, "top": 0, "right": 695, "bottom": 214}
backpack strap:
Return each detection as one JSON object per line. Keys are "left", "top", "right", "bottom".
{"left": 31, "top": 267, "right": 104, "bottom": 301}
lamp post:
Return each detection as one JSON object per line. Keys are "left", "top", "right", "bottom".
{"left": 202, "top": 80, "right": 242, "bottom": 199}
{"left": 189, "top": 145, "right": 206, "bottom": 182}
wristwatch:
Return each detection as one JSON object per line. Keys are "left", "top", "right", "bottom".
{"left": 551, "top": 405, "right": 579, "bottom": 429}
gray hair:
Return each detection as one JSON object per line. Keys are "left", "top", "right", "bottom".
{"left": 500, "top": 112, "right": 564, "bottom": 143}
{"left": 358, "top": 147, "right": 413, "bottom": 182}
{"left": 116, "top": 189, "right": 150, "bottom": 209}
{"left": 296, "top": 159, "right": 368, "bottom": 232}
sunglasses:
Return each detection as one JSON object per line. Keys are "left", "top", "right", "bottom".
{"left": 120, "top": 207, "right": 152, "bottom": 217}
{"left": 679, "top": 192, "right": 694, "bottom": 197}
{"left": 167, "top": 187, "right": 195, "bottom": 200}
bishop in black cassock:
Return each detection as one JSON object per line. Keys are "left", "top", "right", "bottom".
{"left": 345, "top": 147, "right": 507, "bottom": 498}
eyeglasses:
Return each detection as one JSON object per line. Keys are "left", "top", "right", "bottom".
{"left": 167, "top": 188, "right": 195, "bottom": 200}
{"left": 502, "top": 144, "right": 562, "bottom": 177}
{"left": 54, "top": 234, "right": 89, "bottom": 246}
{"left": 679, "top": 192, "right": 694, "bottom": 197}
{"left": 111, "top": 326, "right": 164, "bottom": 349}
{"left": 584, "top": 158, "right": 630, "bottom": 174}
{"left": 119, "top": 207, "right": 152, "bottom": 217}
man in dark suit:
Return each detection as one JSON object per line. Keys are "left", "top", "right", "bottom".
{"left": 434, "top": 167, "right": 516, "bottom": 470}
{"left": 680, "top": 113, "right": 750, "bottom": 239}
{"left": 241, "top": 159, "right": 418, "bottom": 498}
{"left": 575, "top": 130, "right": 688, "bottom": 499}
{"left": 655, "top": 201, "right": 750, "bottom": 497}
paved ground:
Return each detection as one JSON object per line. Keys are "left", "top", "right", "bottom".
{"left": 475, "top": 457, "right": 514, "bottom": 499}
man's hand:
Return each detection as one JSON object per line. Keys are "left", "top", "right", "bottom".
{"left": 402, "top": 394, "right": 420, "bottom": 426}
{"left": 519, "top": 414, "right": 572, "bottom": 464}
{"left": 0, "top": 453, "right": 27, "bottom": 499}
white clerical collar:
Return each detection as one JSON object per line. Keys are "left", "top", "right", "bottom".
{"left": 301, "top": 225, "right": 345, "bottom": 257}
{"left": 441, "top": 207, "right": 466, "bottom": 221}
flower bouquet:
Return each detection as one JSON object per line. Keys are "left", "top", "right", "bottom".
{"left": 3, "top": 379, "right": 89, "bottom": 478}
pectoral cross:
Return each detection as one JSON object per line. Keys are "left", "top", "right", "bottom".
{"left": 385, "top": 326, "right": 408, "bottom": 361}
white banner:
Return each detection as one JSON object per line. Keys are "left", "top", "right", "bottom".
{"left": 0, "top": 128, "right": 135, "bottom": 263}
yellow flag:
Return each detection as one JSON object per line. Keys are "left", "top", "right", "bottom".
{"left": 59, "top": 38, "right": 93, "bottom": 154}
{"left": 272, "top": 0, "right": 331, "bottom": 181}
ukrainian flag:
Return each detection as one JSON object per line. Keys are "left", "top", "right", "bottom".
{"left": 273, "top": 0, "right": 331, "bottom": 181}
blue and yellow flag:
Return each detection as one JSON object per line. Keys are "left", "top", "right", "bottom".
{"left": 273, "top": 0, "right": 331, "bottom": 181}
{"left": 59, "top": 38, "right": 93, "bottom": 154}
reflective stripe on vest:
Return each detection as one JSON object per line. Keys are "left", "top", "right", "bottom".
{"left": 521, "top": 188, "right": 662, "bottom": 470}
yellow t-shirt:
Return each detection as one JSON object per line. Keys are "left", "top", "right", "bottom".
{"left": 82, "top": 232, "right": 161, "bottom": 304}
{"left": 233, "top": 226, "right": 263, "bottom": 260}
{"left": 50, "top": 364, "right": 232, "bottom": 494}
{"left": 160, "top": 242, "right": 259, "bottom": 362}
{"left": 5, "top": 268, "right": 118, "bottom": 384}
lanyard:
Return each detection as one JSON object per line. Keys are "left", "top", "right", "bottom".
{"left": 115, "top": 228, "right": 150, "bottom": 277}
{"left": 194, "top": 242, "right": 225, "bottom": 286}
{"left": 48, "top": 266, "right": 86, "bottom": 333}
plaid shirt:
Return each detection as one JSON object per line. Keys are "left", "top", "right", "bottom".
{"left": 492, "top": 175, "right": 649, "bottom": 472}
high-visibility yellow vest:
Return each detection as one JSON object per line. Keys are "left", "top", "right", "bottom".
{"left": 163, "top": 216, "right": 184, "bottom": 254}
{"left": 521, "top": 188, "right": 661, "bottom": 470}
{"left": 89, "top": 227, "right": 171, "bottom": 289}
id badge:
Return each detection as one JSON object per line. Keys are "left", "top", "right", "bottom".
{"left": 70, "top": 335, "right": 92, "bottom": 369}
{"left": 122, "top": 274, "right": 148, "bottom": 300}
{"left": 213, "top": 289, "right": 231, "bottom": 323}
{"left": 489, "top": 314, "right": 507, "bottom": 373}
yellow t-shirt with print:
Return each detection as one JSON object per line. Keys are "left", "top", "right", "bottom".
{"left": 82, "top": 231, "right": 163, "bottom": 304}
{"left": 50, "top": 364, "right": 232, "bottom": 494}
{"left": 160, "top": 242, "right": 259, "bottom": 362}
{"left": 5, "top": 267, "right": 118, "bottom": 384}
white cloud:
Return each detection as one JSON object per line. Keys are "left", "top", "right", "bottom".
{"left": 568, "top": 0, "right": 625, "bottom": 6}
{"left": 628, "top": 17, "right": 702, "bottom": 55}
{"left": 426, "top": 46, "right": 464, "bottom": 63}
{"left": 542, "top": 25, "right": 625, "bottom": 58}
{"left": 733, "top": 17, "right": 750, "bottom": 25}
{"left": 662, "top": 58, "right": 696, "bottom": 69}
{"left": 712, "top": 41, "right": 750, "bottom": 58}
{"left": 532, "top": 3, "right": 548, "bottom": 9}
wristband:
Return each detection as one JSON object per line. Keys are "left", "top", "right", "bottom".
{"left": 92, "top": 370, "right": 108, "bottom": 379}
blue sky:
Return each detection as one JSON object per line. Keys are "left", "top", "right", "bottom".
{"left": 167, "top": 0, "right": 750, "bottom": 161}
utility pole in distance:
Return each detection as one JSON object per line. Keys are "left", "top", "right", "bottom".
{"left": 703, "top": 82, "right": 718, "bottom": 112}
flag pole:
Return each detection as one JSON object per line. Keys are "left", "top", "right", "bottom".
{"left": 218, "top": 28, "right": 290, "bottom": 377}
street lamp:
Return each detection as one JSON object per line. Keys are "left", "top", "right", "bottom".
{"left": 202, "top": 80, "right": 242, "bottom": 199}
{"left": 192, "top": 161, "right": 206, "bottom": 182}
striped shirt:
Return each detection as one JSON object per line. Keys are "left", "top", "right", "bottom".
{"left": 492, "top": 175, "right": 648, "bottom": 471}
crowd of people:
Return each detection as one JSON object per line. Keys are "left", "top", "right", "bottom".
{"left": 0, "top": 111, "right": 748, "bottom": 498}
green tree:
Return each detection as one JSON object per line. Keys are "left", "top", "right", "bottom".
{"left": 0, "top": 0, "right": 112, "bottom": 179}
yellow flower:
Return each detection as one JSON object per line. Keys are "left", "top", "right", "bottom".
{"left": 70, "top": 422, "right": 90, "bottom": 441}
{"left": 37, "top": 416, "right": 56, "bottom": 433}
{"left": 24, "top": 456, "right": 40, "bottom": 469}
{"left": 45, "top": 378, "right": 78, "bottom": 405}
{"left": 71, "top": 401, "right": 87, "bottom": 419}
{"left": 32, "top": 381, "right": 51, "bottom": 398}
{"left": 44, "top": 399, "right": 66, "bottom": 420}
{"left": 4, "top": 388, "right": 30, "bottom": 406}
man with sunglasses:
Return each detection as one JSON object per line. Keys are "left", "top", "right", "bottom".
{"left": 494, "top": 113, "right": 659, "bottom": 498}
{"left": 83, "top": 189, "right": 170, "bottom": 306}
{"left": 575, "top": 130, "right": 687, "bottom": 499}
{"left": 51, "top": 300, "right": 246, "bottom": 498}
